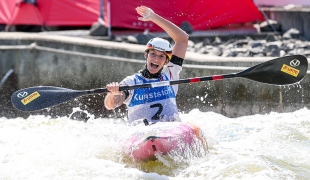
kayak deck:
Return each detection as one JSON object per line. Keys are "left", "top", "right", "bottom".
{"left": 123, "top": 122, "right": 207, "bottom": 161}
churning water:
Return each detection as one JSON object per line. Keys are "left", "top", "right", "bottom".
{"left": 1, "top": 108, "right": 310, "bottom": 180}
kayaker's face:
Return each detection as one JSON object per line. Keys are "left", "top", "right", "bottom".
{"left": 146, "top": 49, "right": 168, "bottom": 74}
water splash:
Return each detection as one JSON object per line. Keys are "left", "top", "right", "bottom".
{"left": 1, "top": 108, "right": 310, "bottom": 179}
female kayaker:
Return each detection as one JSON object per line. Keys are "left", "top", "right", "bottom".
{"left": 104, "top": 5, "right": 188, "bottom": 124}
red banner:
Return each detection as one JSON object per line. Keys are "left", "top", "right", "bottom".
{"left": 109, "top": 0, "right": 264, "bottom": 31}
{"left": 0, "top": 0, "right": 102, "bottom": 26}
{"left": 0, "top": 0, "right": 264, "bottom": 30}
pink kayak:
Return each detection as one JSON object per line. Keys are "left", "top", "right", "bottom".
{"left": 122, "top": 122, "right": 207, "bottom": 161}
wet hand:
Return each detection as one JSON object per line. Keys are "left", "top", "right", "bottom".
{"left": 106, "top": 82, "right": 121, "bottom": 95}
{"left": 136, "top": 6, "right": 154, "bottom": 21}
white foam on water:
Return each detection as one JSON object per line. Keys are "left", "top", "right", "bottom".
{"left": 1, "top": 108, "right": 310, "bottom": 180}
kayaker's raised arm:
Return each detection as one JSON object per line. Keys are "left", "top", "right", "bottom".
{"left": 135, "top": 6, "right": 189, "bottom": 59}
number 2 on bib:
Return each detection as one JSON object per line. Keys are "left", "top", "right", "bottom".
{"left": 150, "top": 103, "right": 163, "bottom": 120}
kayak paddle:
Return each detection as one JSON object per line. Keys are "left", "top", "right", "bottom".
{"left": 11, "top": 55, "right": 308, "bottom": 112}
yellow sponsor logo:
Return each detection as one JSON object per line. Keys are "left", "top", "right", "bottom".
{"left": 281, "top": 64, "right": 299, "bottom": 77}
{"left": 21, "top": 91, "right": 40, "bottom": 105}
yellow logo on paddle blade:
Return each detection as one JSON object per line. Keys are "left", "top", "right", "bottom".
{"left": 21, "top": 91, "right": 41, "bottom": 105}
{"left": 281, "top": 64, "right": 299, "bottom": 77}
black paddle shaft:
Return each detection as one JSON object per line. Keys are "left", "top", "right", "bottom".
{"left": 11, "top": 55, "right": 308, "bottom": 111}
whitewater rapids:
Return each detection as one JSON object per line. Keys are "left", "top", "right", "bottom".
{"left": 1, "top": 108, "right": 309, "bottom": 180}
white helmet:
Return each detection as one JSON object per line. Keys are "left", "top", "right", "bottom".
{"left": 146, "top": 37, "right": 172, "bottom": 60}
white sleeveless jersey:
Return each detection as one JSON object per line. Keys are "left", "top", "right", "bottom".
{"left": 121, "top": 61, "right": 182, "bottom": 124}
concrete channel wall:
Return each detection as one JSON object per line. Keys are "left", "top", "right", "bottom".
{"left": 262, "top": 7, "right": 310, "bottom": 39}
{"left": 0, "top": 32, "right": 309, "bottom": 119}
